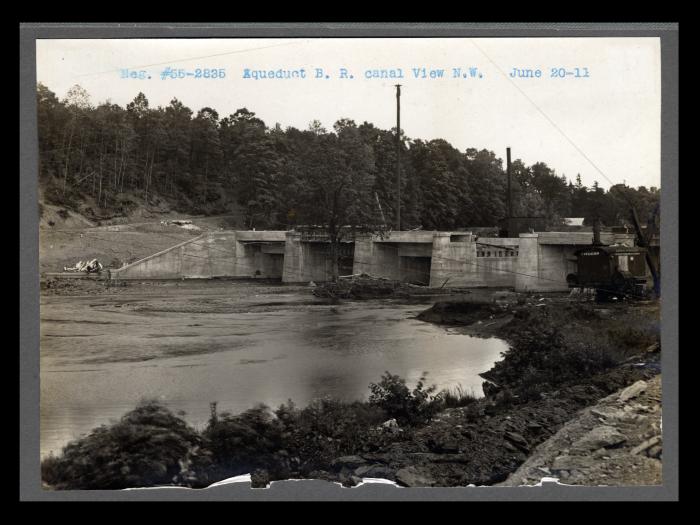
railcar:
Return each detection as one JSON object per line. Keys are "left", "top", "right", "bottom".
{"left": 567, "top": 245, "right": 648, "bottom": 300}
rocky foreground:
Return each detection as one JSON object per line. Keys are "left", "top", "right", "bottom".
{"left": 315, "top": 364, "right": 659, "bottom": 488}
{"left": 499, "top": 374, "right": 662, "bottom": 486}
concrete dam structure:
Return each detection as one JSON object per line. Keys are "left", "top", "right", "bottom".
{"left": 110, "top": 231, "right": 288, "bottom": 280}
{"left": 109, "top": 229, "right": 637, "bottom": 292}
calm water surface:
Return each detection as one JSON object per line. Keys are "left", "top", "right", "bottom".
{"left": 40, "top": 281, "right": 508, "bottom": 458}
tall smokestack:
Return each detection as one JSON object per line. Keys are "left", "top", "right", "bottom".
{"left": 593, "top": 218, "right": 602, "bottom": 246}
{"left": 506, "top": 147, "right": 512, "bottom": 218}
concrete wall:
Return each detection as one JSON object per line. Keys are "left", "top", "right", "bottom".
{"left": 430, "top": 233, "right": 520, "bottom": 288}
{"left": 470, "top": 237, "right": 520, "bottom": 288}
{"left": 111, "top": 231, "right": 286, "bottom": 280}
{"left": 515, "top": 234, "right": 541, "bottom": 291}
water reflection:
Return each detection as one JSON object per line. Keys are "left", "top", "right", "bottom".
{"left": 40, "top": 289, "right": 507, "bottom": 458}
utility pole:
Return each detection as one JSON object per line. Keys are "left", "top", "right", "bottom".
{"left": 506, "top": 147, "right": 512, "bottom": 218}
{"left": 395, "top": 84, "right": 401, "bottom": 231}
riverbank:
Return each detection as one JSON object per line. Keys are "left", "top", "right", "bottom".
{"left": 40, "top": 284, "right": 661, "bottom": 489}
{"left": 309, "top": 297, "right": 661, "bottom": 487}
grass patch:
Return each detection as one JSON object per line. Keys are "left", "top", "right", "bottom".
{"left": 435, "top": 384, "right": 479, "bottom": 408}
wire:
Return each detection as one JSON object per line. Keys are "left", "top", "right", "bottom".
{"left": 469, "top": 39, "right": 623, "bottom": 191}
{"left": 468, "top": 39, "right": 651, "bottom": 228}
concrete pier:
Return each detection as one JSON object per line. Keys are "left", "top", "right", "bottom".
{"left": 281, "top": 232, "right": 347, "bottom": 283}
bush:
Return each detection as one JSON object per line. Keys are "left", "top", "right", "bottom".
{"left": 274, "top": 398, "right": 388, "bottom": 473}
{"left": 41, "top": 372, "right": 468, "bottom": 488}
{"left": 488, "top": 317, "right": 620, "bottom": 399}
{"left": 607, "top": 326, "right": 659, "bottom": 359}
{"left": 368, "top": 371, "right": 441, "bottom": 426}
{"left": 40, "top": 400, "right": 202, "bottom": 490}
{"left": 202, "top": 404, "right": 285, "bottom": 480}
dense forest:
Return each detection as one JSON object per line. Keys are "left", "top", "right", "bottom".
{"left": 37, "top": 83, "right": 660, "bottom": 231}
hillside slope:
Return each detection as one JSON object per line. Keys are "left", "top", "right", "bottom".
{"left": 38, "top": 195, "right": 245, "bottom": 274}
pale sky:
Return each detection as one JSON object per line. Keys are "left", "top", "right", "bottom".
{"left": 36, "top": 37, "right": 661, "bottom": 190}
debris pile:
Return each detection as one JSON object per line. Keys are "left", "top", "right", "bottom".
{"left": 63, "top": 259, "right": 103, "bottom": 273}
{"left": 311, "top": 274, "right": 465, "bottom": 299}
{"left": 312, "top": 274, "right": 410, "bottom": 299}
{"left": 41, "top": 277, "right": 127, "bottom": 295}
{"left": 160, "top": 219, "right": 201, "bottom": 231}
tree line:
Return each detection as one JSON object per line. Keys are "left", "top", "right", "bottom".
{"left": 37, "top": 83, "right": 660, "bottom": 231}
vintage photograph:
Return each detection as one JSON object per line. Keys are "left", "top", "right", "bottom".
{"left": 33, "top": 35, "right": 665, "bottom": 491}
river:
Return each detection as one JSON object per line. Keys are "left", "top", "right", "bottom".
{"left": 40, "top": 280, "right": 508, "bottom": 458}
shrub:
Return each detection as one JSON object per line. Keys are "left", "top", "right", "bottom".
{"left": 202, "top": 404, "right": 285, "bottom": 480}
{"left": 488, "top": 317, "right": 620, "bottom": 399}
{"left": 607, "top": 326, "right": 659, "bottom": 359}
{"left": 368, "top": 371, "right": 440, "bottom": 426}
{"left": 274, "top": 398, "right": 387, "bottom": 473}
{"left": 40, "top": 400, "right": 202, "bottom": 490}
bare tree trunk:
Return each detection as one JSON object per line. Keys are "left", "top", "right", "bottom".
{"left": 113, "top": 136, "right": 118, "bottom": 190}
{"left": 328, "top": 224, "right": 340, "bottom": 282}
{"left": 145, "top": 147, "right": 156, "bottom": 203}
{"left": 119, "top": 141, "right": 127, "bottom": 193}
{"left": 142, "top": 151, "right": 149, "bottom": 192}
{"left": 62, "top": 118, "right": 75, "bottom": 196}
{"left": 77, "top": 130, "right": 85, "bottom": 180}
{"left": 330, "top": 240, "right": 340, "bottom": 282}
{"left": 98, "top": 136, "right": 104, "bottom": 205}
{"left": 203, "top": 158, "right": 209, "bottom": 205}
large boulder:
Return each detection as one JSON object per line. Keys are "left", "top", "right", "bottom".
{"left": 619, "top": 380, "right": 648, "bottom": 402}
{"left": 395, "top": 466, "right": 435, "bottom": 487}
{"left": 331, "top": 455, "right": 367, "bottom": 470}
{"left": 354, "top": 464, "right": 396, "bottom": 480}
{"left": 572, "top": 426, "right": 627, "bottom": 451}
